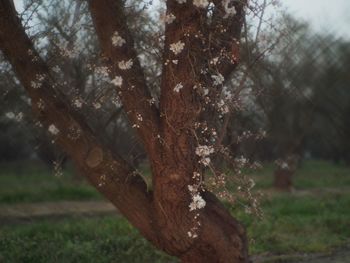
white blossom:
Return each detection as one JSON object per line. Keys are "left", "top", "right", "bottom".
{"left": 164, "top": 13, "right": 176, "bottom": 24}
{"left": 52, "top": 65, "right": 61, "bottom": 73}
{"left": 176, "top": 0, "right": 187, "bottom": 3}
{"left": 4, "top": 111, "right": 23, "bottom": 122}
{"left": 31, "top": 81, "right": 40, "bottom": 89}
{"left": 196, "top": 145, "right": 214, "bottom": 166}
{"left": 211, "top": 73, "right": 225, "bottom": 86}
{"left": 98, "top": 174, "right": 106, "bottom": 187}
{"left": 200, "top": 157, "right": 211, "bottom": 166}
{"left": 187, "top": 231, "right": 196, "bottom": 238}
{"left": 93, "top": 102, "right": 102, "bottom": 109}
{"left": 192, "top": 172, "right": 201, "bottom": 179}
{"left": 136, "top": 113, "right": 143, "bottom": 122}
{"left": 217, "top": 99, "right": 229, "bottom": 114}
{"left": 203, "top": 87, "right": 209, "bottom": 96}
{"left": 210, "top": 57, "right": 219, "bottom": 65}
{"left": 111, "top": 31, "right": 126, "bottom": 47}
{"left": 111, "top": 76, "right": 123, "bottom": 87}
{"left": 118, "top": 59, "right": 133, "bottom": 70}
{"left": 222, "top": 0, "right": 237, "bottom": 18}
{"left": 48, "top": 124, "right": 60, "bottom": 135}
{"left": 31, "top": 74, "right": 45, "bottom": 89}
{"left": 235, "top": 156, "right": 248, "bottom": 166}
{"left": 189, "top": 194, "right": 206, "bottom": 211}
{"left": 193, "top": 0, "right": 209, "bottom": 8}
{"left": 73, "top": 99, "right": 83, "bottom": 108}
{"left": 95, "top": 66, "right": 109, "bottom": 77}
{"left": 149, "top": 98, "right": 156, "bottom": 105}
{"left": 5, "top": 112, "right": 15, "bottom": 119}
{"left": 188, "top": 185, "right": 195, "bottom": 193}
{"left": 195, "top": 145, "right": 214, "bottom": 157}
{"left": 37, "top": 99, "right": 45, "bottom": 110}
{"left": 281, "top": 162, "right": 289, "bottom": 169}
{"left": 170, "top": 41, "right": 185, "bottom": 55}
{"left": 174, "top": 83, "right": 183, "bottom": 93}
{"left": 275, "top": 159, "right": 290, "bottom": 170}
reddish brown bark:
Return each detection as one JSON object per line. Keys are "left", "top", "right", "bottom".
{"left": 273, "top": 155, "right": 299, "bottom": 192}
{"left": 0, "top": 1, "right": 249, "bottom": 261}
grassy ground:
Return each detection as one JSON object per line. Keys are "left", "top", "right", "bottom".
{"left": 0, "top": 216, "right": 174, "bottom": 263}
{"left": 0, "top": 160, "right": 349, "bottom": 262}
{"left": 242, "top": 160, "right": 350, "bottom": 254}
{"left": 0, "top": 161, "right": 101, "bottom": 203}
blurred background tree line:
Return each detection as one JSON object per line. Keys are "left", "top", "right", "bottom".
{"left": 1, "top": 0, "right": 349, "bottom": 191}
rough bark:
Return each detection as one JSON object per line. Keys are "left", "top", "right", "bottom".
{"left": 0, "top": 1, "right": 249, "bottom": 261}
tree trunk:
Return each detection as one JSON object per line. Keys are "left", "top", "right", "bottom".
{"left": 273, "top": 168, "right": 294, "bottom": 191}
{"left": 0, "top": 1, "right": 249, "bottom": 262}
{"left": 273, "top": 155, "right": 299, "bottom": 192}
{"left": 179, "top": 192, "right": 248, "bottom": 262}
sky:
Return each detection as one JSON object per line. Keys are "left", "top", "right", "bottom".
{"left": 14, "top": 0, "right": 350, "bottom": 39}
{"left": 281, "top": 0, "right": 350, "bottom": 39}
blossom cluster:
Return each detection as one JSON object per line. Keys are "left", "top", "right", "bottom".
{"left": 48, "top": 124, "right": 60, "bottom": 135}
{"left": 187, "top": 172, "right": 205, "bottom": 238}
{"left": 5, "top": 112, "right": 23, "bottom": 122}
{"left": 111, "top": 76, "right": 123, "bottom": 87}
{"left": 163, "top": 13, "right": 176, "bottom": 24}
{"left": 222, "top": 0, "right": 237, "bottom": 18}
{"left": 118, "top": 59, "right": 133, "bottom": 70}
{"left": 211, "top": 73, "right": 225, "bottom": 86}
{"left": 188, "top": 192, "right": 206, "bottom": 211}
{"left": 31, "top": 74, "right": 45, "bottom": 89}
{"left": 111, "top": 31, "right": 126, "bottom": 47}
{"left": 195, "top": 145, "right": 214, "bottom": 166}
{"left": 174, "top": 83, "right": 183, "bottom": 93}
{"left": 193, "top": 0, "right": 209, "bottom": 8}
{"left": 95, "top": 66, "right": 109, "bottom": 77}
{"left": 73, "top": 98, "right": 83, "bottom": 108}
{"left": 170, "top": 41, "right": 185, "bottom": 55}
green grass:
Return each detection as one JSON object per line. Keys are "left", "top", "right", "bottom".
{"left": 247, "top": 159, "right": 350, "bottom": 190}
{"left": 0, "top": 161, "right": 101, "bottom": 203}
{"left": 233, "top": 193, "right": 350, "bottom": 255}
{"left": 293, "top": 160, "right": 350, "bottom": 189}
{"left": 237, "top": 160, "right": 350, "bottom": 255}
{"left": 0, "top": 159, "right": 349, "bottom": 262}
{"left": 0, "top": 216, "right": 174, "bottom": 263}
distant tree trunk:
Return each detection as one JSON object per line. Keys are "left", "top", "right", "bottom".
{"left": 273, "top": 155, "right": 299, "bottom": 192}
{"left": 0, "top": 0, "right": 249, "bottom": 261}
{"left": 273, "top": 167, "right": 294, "bottom": 191}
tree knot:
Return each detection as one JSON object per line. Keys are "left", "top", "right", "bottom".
{"left": 85, "top": 146, "right": 104, "bottom": 168}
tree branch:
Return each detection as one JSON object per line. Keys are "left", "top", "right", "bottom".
{"left": 0, "top": 0, "right": 158, "bottom": 245}
{"left": 88, "top": 0, "right": 161, "bottom": 159}
{"left": 159, "top": 1, "right": 206, "bottom": 129}
{"left": 208, "top": 0, "right": 246, "bottom": 78}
